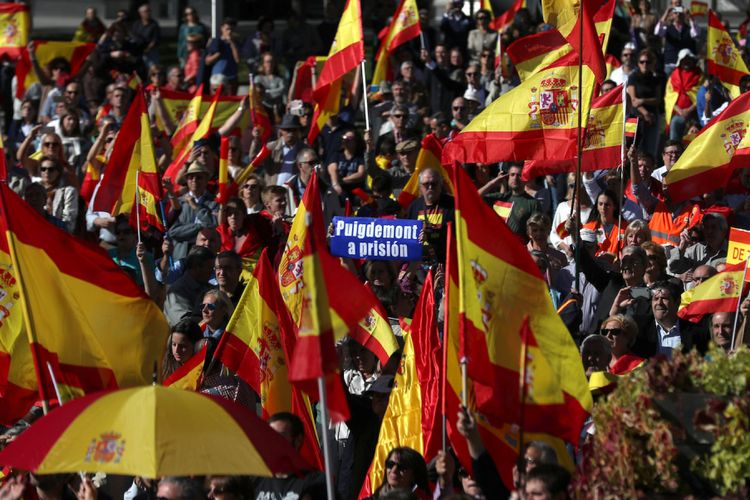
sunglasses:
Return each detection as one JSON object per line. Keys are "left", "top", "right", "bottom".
{"left": 465, "top": 72, "right": 477, "bottom": 76}
{"left": 39, "top": 166, "right": 58, "bottom": 172}
{"left": 43, "top": 142, "right": 61, "bottom": 147}
{"left": 453, "top": 106, "right": 465, "bottom": 111}
{"left": 392, "top": 114, "right": 405, "bottom": 119}
{"left": 385, "top": 460, "right": 408, "bottom": 472}
{"left": 202, "top": 303, "right": 217, "bottom": 311}
{"left": 638, "top": 60, "right": 650, "bottom": 64}
{"left": 600, "top": 328, "right": 623, "bottom": 337}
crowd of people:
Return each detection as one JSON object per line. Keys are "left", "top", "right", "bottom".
{"left": 2, "top": 0, "right": 750, "bottom": 499}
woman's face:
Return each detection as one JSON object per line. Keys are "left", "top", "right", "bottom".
{"left": 39, "top": 161, "right": 60, "bottom": 185}
{"left": 385, "top": 452, "right": 415, "bottom": 490}
{"left": 201, "top": 295, "right": 222, "bottom": 326}
{"left": 62, "top": 114, "right": 78, "bottom": 134}
{"left": 226, "top": 205, "right": 244, "bottom": 231}
{"left": 21, "top": 102, "right": 34, "bottom": 120}
{"left": 241, "top": 180, "right": 260, "bottom": 204}
{"left": 626, "top": 229, "right": 648, "bottom": 246}
{"left": 602, "top": 320, "right": 630, "bottom": 358}
{"left": 645, "top": 251, "right": 661, "bottom": 276}
{"left": 597, "top": 194, "right": 615, "bottom": 222}
{"left": 115, "top": 223, "right": 136, "bottom": 250}
{"left": 171, "top": 332, "right": 194, "bottom": 364}
{"left": 527, "top": 224, "right": 548, "bottom": 245}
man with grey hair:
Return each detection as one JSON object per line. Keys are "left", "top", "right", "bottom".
{"left": 710, "top": 311, "right": 734, "bottom": 352}
{"left": 406, "top": 167, "right": 454, "bottom": 264}
{"left": 156, "top": 477, "right": 203, "bottom": 500}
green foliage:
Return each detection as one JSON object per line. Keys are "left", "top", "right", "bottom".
{"left": 575, "top": 346, "right": 750, "bottom": 497}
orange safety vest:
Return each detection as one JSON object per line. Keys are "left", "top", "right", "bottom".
{"left": 648, "top": 201, "right": 701, "bottom": 246}
{"left": 583, "top": 220, "right": 625, "bottom": 256}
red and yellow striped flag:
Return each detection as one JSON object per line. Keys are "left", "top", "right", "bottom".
{"left": 442, "top": 50, "right": 597, "bottom": 165}
{"left": 442, "top": 224, "right": 573, "bottom": 489}
{"left": 542, "top": 0, "right": 611, "bottom": 83}
{"left": 521, "top": 82, "right": 625, "bottom": 179}
{"left": 0, "top": 3, "right": 29, "bottom": 59}
{"left": 0, "top": 184, "right": 169, "bottom": 409}
{"left": 690, "top": 1, "right": 708, "bottom": 17}
{"left": 397, "top": 134, "right": 453, "bottom": 209}
{"left": 15, "top": 40, "right": 95, "bottom": 98}
{"left": 360, "top": 272, "right": 442, "bottom": 498}
{"left": 216, "top": 136, "right": 231, "bottom": 205}
{"left": 507, "top": 0, "right": 614, "bottom": 81}
{"left": 163, "top": 88, "right": 221, "bottom": 186}
{"left": 371, "top": 0, "right": 421, "bottom": 85}
{"left": 159, "top": 87, "right": 249, "bottom": 137}
{"left": 91, "top": 90, "right": 163, "bottom": 230}
{"left": 453, "top": 164, "right": 591, "bottom": 445}
{"left": 215, "top": 250, "right": 323, "bottom": 469}
{"left": 488, "top": 0, "right": 527, "bottom": 31}
{"left": 678, "top": 262, "right": 748, "bottom": 323}
{"left": 309, "top": 0, "right": 363, "bottom": 144}
{"left": 664, "top": 92, "right": 750, "bottom": 202}
{"left": 624, "top": 116, "right": 638, "bottom": 138}
{"left": 664, "top": 66, "right": 701, "bottom": 128}
{"left": 708, "top": 10, "right": 750, "bottom": 98}
{"left": 163, "top": 345, "right": 206, "bottom": 391}
{"left": 170, "top": 85, "right": 203, "bottom": 154}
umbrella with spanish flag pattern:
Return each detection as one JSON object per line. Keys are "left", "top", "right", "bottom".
{"left": 0, "top": 385, "right": 310, "bottom": 478}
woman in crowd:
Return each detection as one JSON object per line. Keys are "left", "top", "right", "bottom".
{"left": 38, "top": 155, "right": 78, "bottom": 233}
{"left": 367, "top": 447, "right": 430, "bottom": 499}
{"left": 601, "top": 314, "right": 645, "bottom": 375}
{"left": 550, "top": 173, "right": 592, "bottom": 259}
{"left": 624, "top": 219, "right": 652, "bottom": 247}
{"left": 584, "top": 190, "right": 625, "bottom": 257}
{"left": 526, "top": 213, "right": 567, "bottom": 272}
{"left": 162, "top": 319, "right": 203, "bottom": 380}
{"left": 217, "top": 197, "right": 272, "bottom": 270}
{"left": 328, "top": 130, "right": 366, "bottom": 202}
{"left": 177, "top": 6, "right": 209, "bottom": 67}
{"left": 198, "top": 289, "right": 234, "bottom": 339}
{"left": 239, "top": 174, "right": 266, "bottom": 214}
{"left": 56, "top": 107, "right": 92, "bottom": 175}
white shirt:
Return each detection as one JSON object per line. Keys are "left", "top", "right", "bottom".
{"left": 656, "top": 320, "right": 681, "bottom": 356}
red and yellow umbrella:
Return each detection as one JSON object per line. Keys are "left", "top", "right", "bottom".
{"left": 0, "top": 386, "right": 310, "bottom": 478}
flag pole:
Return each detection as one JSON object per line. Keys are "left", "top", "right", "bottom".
{"left": 135, "top": 169, "right": 142, "bottom": 244}
{"left": 46, "top": 362, "right": 64, "bottom": 406}
{"left": 360, "top": 60, "right": 371, "bottom": 131}
{"left": 317, "top": 376, "right": 336, "bottom": 500}
{"left": 731, "top": 256, "right": 750, "bottom": 350}
{"left": 573, "top": 0, "right": 585, "bottom": 291}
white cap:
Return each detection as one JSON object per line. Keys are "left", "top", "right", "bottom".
{"left": 463, "top": 87, "right": 482, "bottom": 103}
{"left": 677, "top": 48, "right": 696, "bottom": 65}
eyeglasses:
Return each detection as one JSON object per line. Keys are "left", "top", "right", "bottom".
{"left": 622, "top": 52, "right": 633, "bottom": 58}
{"left": 663, "top": 149, "right": 679, "bottom": 156}
{"left": 385, "top": 460, "right": 408, "bottom": 473}
{"left": 202, "top": 302, "right": 217, "bottom": 311}
{"left": 481, "top": 53, "right": 490, "bottom": 57}
{"left": 39, "top": 166, "right": 58, "bottom": 172}
{"left": 43, "top": 142, "right": 60, "bottom": 148}
{"left": 453, "top": 106, "right": 464, "bottom": 111}
{"left": 600, "top": 328, "right": 623, "bottom": 337}
{"left": 465, "top": 72, "right": 477, "bottom": 76}
{"left": 638, "top": 59, "right": 650, "bottom": 64}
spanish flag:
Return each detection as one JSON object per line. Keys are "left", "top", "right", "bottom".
{"left": 0, "top": 238, "right": 37, "bottom": 424}
{"left": 0, "top": 184, "right": 169, "bottom": 406}
{"left": 91, "top": 90, "right": 163, "bottom": 230}
{"left": 397, "top": 134, "right": 453, "bottom": 209}
{"left": 360, "top": 272, "right": 442, "bottom": 498}
{"left": 521, "top": 82, "right": 624, "bottom": 179}
{"left": 442, "top": 224, "right": 573, "bottom": 489}
{"left": 542, "top": 0, "right": 610, "bottom": 83}
{"left": 279, "top": 173, "right": 370, "bottom": 422}
{"left": 232, "top": 84, "right": 274, "bottom": 187}
{"left": 624, "top": 117, "right": 638, "bottom": 138}
{"left": 15, "top": 40, "right": 95, "bottom": 98}
{"left": 707, "top": 10, "right": 750, "bottom": 98}
{"left": 0, "top": 3, "right": 29, "bottom": 60}
{"left": 663, "top": 91, "right": 750, "bottom": 202}
{"left": 216, "top": 136, "right": 231, "bottom": 205}
{"left": 664, "top": 66, "right": 701, "bottom": 129}
{"left": 159, "top": 87, "right": 250, "bottom": 137}
{"left": 163, "top": 345, "right": 207, "bottom": 391}
{"left": 690, "top": 0, "right": 708, "bottom": 17}
{"left": 453, "top": 165, "right": 591, "bottom": 445}
{"left": 507, "top": 0, "right": 615, "bottom": 82}
{"left": 371, "top": 0, "right": 421, "bottom": 85}
{"left": 170, "top": 85, "right": 203, "bottom": 154}
{"left": 678, "top": 262, "right": 748, "bottom": 323}
{"left": 309, "top": 0, "right": 362, "bottom": 144}
{"left": 486, "top": 0, "right": 527, "bottom": 32}
{"left": 351, "top": 306, "right": 399, "bottom": 368}
{"left": 214, "top": 250, "right": 324, "bottom": 469}
{"left": 163, "top": 88, "right": 221, "bottom": 186}
{"left": 442, "top": 50, "right": 596, "bottom": 165}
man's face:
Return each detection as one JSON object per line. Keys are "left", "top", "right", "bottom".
{"left": 652, "top": 288, "right": 677, "bottom": 322}
{"left": 139, "top": 5, "right": 151, "bottom": 20}
{"left": 419, "top": 170, "right": 442, "bottom": 205}
{"left": 452, "top": 98, "right": 466, "bottom": 120}
{"left": 465, "top": 67, "right": 480, "bottom": 86}
{"left": 186, "top": 172, "right": 208, "bottom": 195}
{"left": 702, "top": 218, "right": 726, "bottom": 247}
{"left": 621, "top": 48, "right": 634, "bottom": 65}
{"left": 400, "top": 63, "right": 414, "bottom": 80}
{"left": 280, "top": 128, "right": 298, "bottom": 145}
{"left": 168, "top": 68, "right": 182, "bottom": 86}
{"left": 390, "top": 109, "right": 406, "bottom": 129}
{"left": 434, "top": 45, "right": 447, "bottom": 65}
{"left": 297, "top": 154, "right": 316, "bottom": 177}
{"left": 221, "top": 23, "right": 234, "bottom": 39}
{"left": 266, "top": 194, "right": 287, "bottom": 216}
{"left": 195, "top": 230, "right": 220, "bottom": 252}
{"left": 508, "top": 166, "right": 523, "bottom": 191}
{"left": 662, "top": 145, "right": 681, "bottom": 168}
{"left": 450, "top": 49, "right": 462, "bottom": 67}
{"left": 111, "top": 89, "right": 125, "bottom": 108}
{"left": 524, "top": 479, "right": 551, "bottom": 500}
{"left": 398, "top": 149, "right": 418, "bottom": 172}
{"left": 638, "top": 157, "right": 654, "bottom": 179}
{"left": 214, "top": 257, "right": 241, "bottom": 290}
{"left": 711, "top": 313, "right": 732, "bottom": 349}
{"left": 392, "top": 84, "right": 406, "bottom": 102}
{"left": 64, "top": 83, "right": 80, "bottom": 103}
{"left": 620, "top": 252, "right": 645, "bottom": 282}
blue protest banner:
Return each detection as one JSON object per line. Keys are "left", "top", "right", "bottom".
{"left": 330, "top": 216, "right": 423, "bottom": 261}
